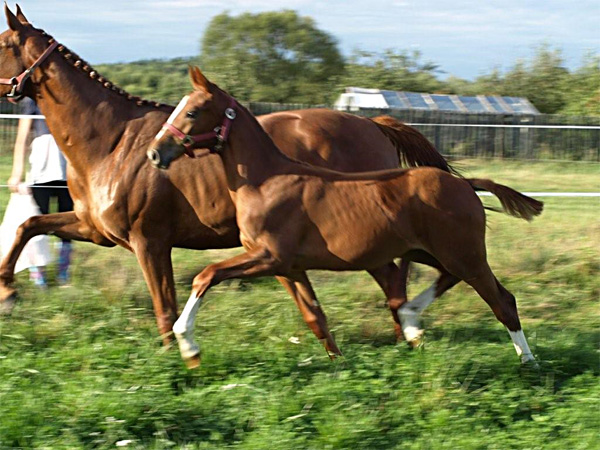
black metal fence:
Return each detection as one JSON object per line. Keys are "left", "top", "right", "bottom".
{"left": 248, "top": 104, "right": 600, "bottom": 162}
{"left": 1, "top": 100, "right": 599, "bottom": 162}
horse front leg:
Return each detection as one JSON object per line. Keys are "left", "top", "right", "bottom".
{"left": 174, "top": 247, "right": 281, "bottom": 368}
{"left": 368, "top": 261, "right": 409, "bottom": 341}
{"left": 131, "top": 239, "right": 178, "bottom": 347}
{"left": 0, "top": 211, "right": 113, "bottom": 315}
{"left": 277, "top": 272, "right": 342, "bottom": 358}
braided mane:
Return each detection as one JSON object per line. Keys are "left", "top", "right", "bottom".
{"left": 36, "top": 27, "right": 168, "bottom": 109}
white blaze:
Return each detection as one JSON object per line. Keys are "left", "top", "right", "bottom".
{"left": 154, "top": 95, "right": 190, "bottom": 141}
{"left": 167, "top": 95, "right": 190, "bottom": 124}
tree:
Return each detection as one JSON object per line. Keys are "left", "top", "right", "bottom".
{"left": 502, "top": 45, "right": 569, "bottom": 114}
{"left": 200, "top": 10, "right": 344, "bottom": 104}
{"left": 559, "top": 53, "right": 600, "bottom": 116}
{"left": 340, "top": 49, "right": 442, "bottom": 93}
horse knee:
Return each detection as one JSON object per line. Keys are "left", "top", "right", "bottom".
{"left": 16, "top": 216, "right": 39, "bottom": 239}
{"left": 192, "top": 265, "right": 218, "bottom": 292}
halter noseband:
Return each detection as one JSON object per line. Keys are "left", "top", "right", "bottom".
{"left": 0, "top": 40, "right": 59, "bottom": 103}
{"left": 160, "top": 99, "right": 237, "bottom": 158}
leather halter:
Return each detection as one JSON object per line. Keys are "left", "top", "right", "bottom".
{"left": 160, "top": 99, "right": 237, "bottom": 157}
{"left": 0, "top": 40, "right": 59, "bottom": 103}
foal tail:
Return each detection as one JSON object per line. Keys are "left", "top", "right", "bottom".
{"left": 466, "top": 178, "right": 544, "bottom": 221}
{"left": 370, "top": 115, "right": 459, "bottom": 175}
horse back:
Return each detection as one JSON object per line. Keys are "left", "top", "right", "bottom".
{"left": 258, "top": 109, "right": 399, "bottom": 172}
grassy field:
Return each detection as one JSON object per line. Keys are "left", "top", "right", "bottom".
{"left": 0, "top": 159, "right": 598, "bottom": 449}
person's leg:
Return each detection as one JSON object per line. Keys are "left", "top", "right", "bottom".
{"left": 55, "top": 181, "right": 74, "bottom": 284}
{"left": 30, "top": 184, "right": 52, "bottom": 287}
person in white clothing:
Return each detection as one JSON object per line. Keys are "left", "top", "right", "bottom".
{"left": 7, "top": 97, "right": 73, "bottom": 287}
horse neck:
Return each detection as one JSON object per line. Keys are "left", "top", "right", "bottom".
{"left": 220, "top": 101, "right": 304, "bottom": 190}
{"left": 30, "top": 55, "right": 147, "bottom": 172}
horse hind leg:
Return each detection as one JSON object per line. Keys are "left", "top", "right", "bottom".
{"left": 465, "top": 268, "right": 535, "bottom": 363}
{"left": 398, "top": 269, "right": 460, "bottom": 347}
{"left": 369, "top": 260, "right": 460, "bottom": 347}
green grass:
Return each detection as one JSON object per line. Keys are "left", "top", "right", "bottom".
{"left": 0, "top": 159, "right": 598, "bottom": 449}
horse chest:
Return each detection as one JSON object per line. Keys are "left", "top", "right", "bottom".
{"left": 79, "top": 183, "right": 132, "bottom": 243}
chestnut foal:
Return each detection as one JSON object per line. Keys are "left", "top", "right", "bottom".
{"left": 148, "top": 68, "right": 543, "bottom": 368}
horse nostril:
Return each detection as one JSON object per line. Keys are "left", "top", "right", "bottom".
{"left": 147, "top": 148, "right": 161, "bottom": 166}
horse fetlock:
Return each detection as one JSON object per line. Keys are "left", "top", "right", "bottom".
{"left": 399, "top": 307, "right": 423, "bottom": 343}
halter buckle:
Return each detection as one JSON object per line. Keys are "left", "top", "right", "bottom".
{"left": 182, "top": 135, "right": 195, "bottom": 146}
{"left": 7, "top": 80, "right": 24, "bottom": 103}
{"left": 225, "top": 108, "right": 236, "bottom": 120}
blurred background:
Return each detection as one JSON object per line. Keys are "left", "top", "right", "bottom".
{"left": 0, "top": 3, "right": 598, "bottom": 449}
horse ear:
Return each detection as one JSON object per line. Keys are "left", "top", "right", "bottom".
{"left": 15, "top": 4, "right": 29, "bottom": 23}
{"left": 4, "top": 4, "right": 25, "bottom": 32}
{"left": 189, "top": 66, "right": 211, "bottom": 92}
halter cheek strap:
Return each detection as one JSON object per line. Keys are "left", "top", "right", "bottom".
{"left": 160, "top": 99, "right": 237, "bottom": 158}
{"left": 0, "top": 40, "right": 59, "bottom": 103}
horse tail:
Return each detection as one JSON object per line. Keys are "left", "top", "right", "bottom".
{"left": 466, "top": 178, "right": 544, "bottom": 221}
{"left": 370, "top": 115, "right": 459, "bottom": 175}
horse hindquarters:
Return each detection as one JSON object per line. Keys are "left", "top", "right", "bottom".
{"left": 400, "top": 172, "right": 535, "bottom": 362}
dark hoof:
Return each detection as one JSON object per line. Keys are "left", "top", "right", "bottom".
{"left": 0, "top": 293, "right": 17, "bottom": 316}
{"left": 327, "top": 349, "right": 343, "bottom": 360}
{"left": 521, "top": 358, "right": 540, "bottom": 370}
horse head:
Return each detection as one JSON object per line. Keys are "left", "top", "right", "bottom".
{"left": 147, "top": 66, "right": 237, "bottom": 169}
{"left": 0, "top": 5, "right": 58, "bottom": 101}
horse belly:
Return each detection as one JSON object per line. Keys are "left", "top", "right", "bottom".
{"left": 293, "top": 229, "right": 405, "bottom": 270}
{"left": 295, "top": 209, "right": 407, "bottom": 271}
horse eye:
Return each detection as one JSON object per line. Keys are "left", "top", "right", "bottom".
{"left": 186, "top": 110, "right": 198, "bottom": 119}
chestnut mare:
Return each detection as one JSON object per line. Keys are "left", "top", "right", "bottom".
{"left": 148, "top": 68, "right": 543, "bottom": 368}
{"left": 0, "top": 7, "right": 453, "bottom": 345}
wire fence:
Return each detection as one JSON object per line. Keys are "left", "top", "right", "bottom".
{"left": 247, "top": 102, "right": 600, "bottom": 162}
{"left": 1, "top": 100, "right": 599, "bottom": 163}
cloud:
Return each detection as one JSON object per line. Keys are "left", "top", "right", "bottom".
{"left": 8, "top": 0, "right": 598, "bottom": 78}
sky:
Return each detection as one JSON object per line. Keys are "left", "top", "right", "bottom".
{"left": 6, "top": 1, "right": 599, "bottom": 80}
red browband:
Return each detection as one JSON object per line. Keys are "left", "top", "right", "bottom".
{"left": 160, "top": 99, "right": 237, "bottom": 157}
{"left": 0, "top": 41, "right": 59, "bottom": 103}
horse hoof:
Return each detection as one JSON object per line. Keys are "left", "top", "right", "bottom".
{"left": 327, "top": 349, "right": 343, "bottom": 360}
{"left": 184, "top": 354, "right": 201, "bottom": 369}
{"left": 521, "top": 358, "right": 540, "bottom": 370}
{"left": 0, "top": 293, "right": 17, "bottom": 316}
{"left": 407, "top": 335, "right": 424, "bottom": 349}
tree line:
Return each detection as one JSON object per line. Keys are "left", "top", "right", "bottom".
{"left": 96, "top": 10, "right": 599, "bottom": 116}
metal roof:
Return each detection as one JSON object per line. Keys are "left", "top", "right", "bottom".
{"left": 341, "top": 87, "right": 539, "bottom": 114}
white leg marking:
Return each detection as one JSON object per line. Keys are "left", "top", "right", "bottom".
{"left": 173, "top": 292, "right": 203, "bottom": 360}
{"left": 167, "top": 95, "right": 190, "bottom": 124}
{"left": 407, "top": 282, "right": 438, "bottom": 312}
{"left": 398, "top": 282, "right": 437, "bottom": 342}
{"left": 508, "top": 329, "right": 535, "bottom": 363}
